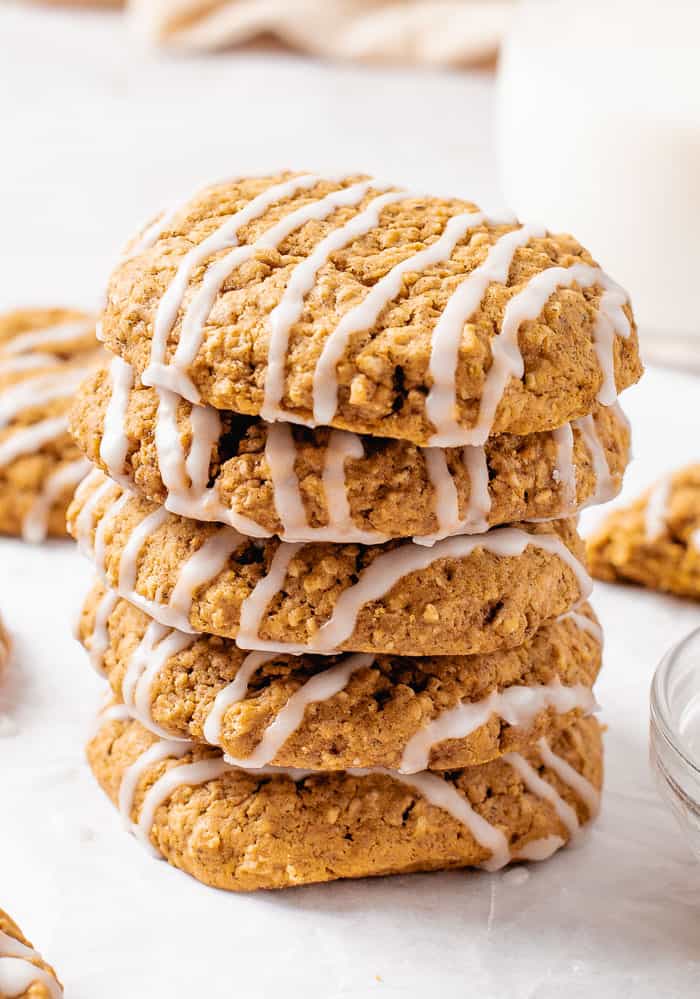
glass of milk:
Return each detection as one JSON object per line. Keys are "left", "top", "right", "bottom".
{"left": 498, "top": 0, "right": 700, "bottom": 362}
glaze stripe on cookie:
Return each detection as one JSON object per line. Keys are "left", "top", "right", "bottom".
{"left": 399, "top": 678, "right": 598, "bottom": 774}
{"left": 0, "top": 319, "right": 94, "bottom": 356}
{"left": 0, "top": 932, "right": 62, "bottom": 999}
{"left": 143, "top": 172, "right": 326, "bottom": 398}
{"left": 262, "top": 188, "right": 408, "bottom": 420}
{"left": 426, "top": 263, "right": 630, "bottom": 446}
{"left": 312, "top": 208, "right": 490, "bottom": 425}
{"left": 21, "top": 457, "right": 90, "bottom": 544}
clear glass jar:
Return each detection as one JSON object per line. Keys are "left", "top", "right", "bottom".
{"left": 650, "top": 626, "right": 700, "bottom": 859}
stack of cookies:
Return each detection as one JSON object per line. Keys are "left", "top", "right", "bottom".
{"left": 67, "top": 172, "right": 642, "bottom": 890}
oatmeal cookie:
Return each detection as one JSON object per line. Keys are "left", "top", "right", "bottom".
{"left": 68, "top": 471, "right": 592, "bottom": 656}
{"left": 0, "top": 908, "right": 62, "bottom": 998}
{"left": 0, "top": 308, "right": 99, "bottom": 541}
{"left": 79, "top": 581, "right": 602, "bottom": 770}
{"left": 87, "top": 710, "right": 603, "bottom": 891}
{"left": 101, "top": 172, "right": 641, "bottom": 444}
{"left": 588, "top": 464, "right": 700, "bottom": 599}
{"left": 71, "top": 361, "right": 631, "bottom": 542}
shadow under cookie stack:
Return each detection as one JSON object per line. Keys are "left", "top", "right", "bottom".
{"left": 67, "top": 173, "right": 642, "bottom": 891}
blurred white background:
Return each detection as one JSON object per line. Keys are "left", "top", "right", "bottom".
{"left": 0, "top": 3, "right": 502, "bottom": 313}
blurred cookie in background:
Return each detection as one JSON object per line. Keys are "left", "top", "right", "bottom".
{"left": 0, "top": 307, "right": 99, "bottom": 543}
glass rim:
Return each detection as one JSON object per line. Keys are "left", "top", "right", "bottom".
{"left": 651, "top": 624, "right": 700, "bottom": 779}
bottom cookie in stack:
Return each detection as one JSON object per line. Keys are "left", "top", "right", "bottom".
{"left": 87, "top": 708, "right": 602, "bottom": 891}
{"left": 0, "top": 908, "right": 63, "bottom": 998}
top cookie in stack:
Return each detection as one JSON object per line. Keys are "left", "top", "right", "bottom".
{"left": 67, "top": 172, "right": 641, "bottom": 890}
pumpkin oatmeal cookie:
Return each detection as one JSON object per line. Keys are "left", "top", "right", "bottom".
{"left": 0, "top": 908, "right": 62, "bottom": 998}
{"left": 67, "top": 470, "right": 592, "bottom": 656}
{"left": 0, "top": 307, "right": 99, "bottom": 541}
{"left": 100, "top": 172, "right": 642, "bottom": 444}
{"left": 588, "top": 464, "right": 700, "bottom": 599}
{"left": 78, "top": 581, "right": 602, "bottom": 771}
{"left": 87, "top": 710, "right": 603, "bottom": 891}
{"left": 70, "top": 361, "right": 631, "bottom": 542}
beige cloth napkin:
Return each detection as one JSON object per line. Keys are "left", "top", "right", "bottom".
{"left": 127, "top": 0, "right": 512, "bottom": 66}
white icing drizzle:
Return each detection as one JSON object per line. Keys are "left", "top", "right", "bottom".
{"left": 261, "top": 179, "right": 384, "bottom": 418}
{"left": 142, "top": 173, "right": 323, "bottom": 398}
{"left": 237, "top": 542, "right": 304, "bottom": 649}
{"left": 593, "top": 285, "right": 632, "bottom": 405}
{"left": 117, "top": 507, "right": 170, "bottom": 593}
{"left": 415, "top": 444, "right": 492, "bottom": 545}
{"left": 72, "top": 472, "right": 119, "bottom": 554}
{"left": 573, "top": 412, "right": 617, "bottom": 506}
{"left": 125, "top": 200, "right": 188, "bottom": 260}
{"left": 313, "top": 210, "right": 486, "bottom": 425}
{"left": 558, "top": 609, "right": 604, "bottom": 645}
{"left": 505, "top": 751, "right": 582, "bottom": 837}
{"left": 0, "top": 416, "right": 68, "bottom": 468}
{"left": 0, "top": 369, "right": 88, "bottom": 428}
{"left": 118, "top": 739, "right": 190, "bottom": 853}
{"left": 322, "top": 430, "right": 366, "bottom": 535}
{"left": 0, "top": 352, "right": 58, "bottom": 375}
{"left": 0, "top": 958, "right": 62, "bottom": 999}
{"left": 203, "top": 651, "right": 275, "bottom": 745}
{"left": 99, "top": 356, "right": 134, "bottom": 483}
{"left": 400, "top": 679, "right": 597, "bottom": 774}
{"left": 381, "top": 768, "right": 512, "bottom": 872}
{"left": 85, "top": 588, "right": 120, "bottom": 674}
{"left": 233, "top": 527, "right": 591, "bottom": 655}
{"left": 645, "top": 475, "right": 672, "bottom": 541}
{"left": 167, "top": 528, "right": 243, "bottom": 627}
{"left": 263, "top": 423, "right": 383, "bottom": 543}
{"left": 154, "top": 386, "right": 267, "bottom": 535}
{"left": 425, "top": 223, "right": 544, "bottom": 443}
{"left": 124, "top": 622, "right": 195, "bottom": 739}
{"left": 536, "top": 736, "right": 601, "bottom": 816}
{"left": 0, "top": 931, "right": 62, "bottom": 997}
{"left": 93, "top": 492, "right": 131, "bottom": 572}
{"left": 78, "top": 481, "right": 247, "bottom": 634}
{"left": 78, "top": 491, "right": 589, "bottom": 653}
{"left": 552, "top": 423, "right": 577, "bottom": 511}
{"left": 431, "top": 263, "right": 630, "bottom": 447}
{"left": 135, "top": 756, "right": 231, "bottom": 850}
{"left": 264, "top": 422, "right": 307, "bottom": 536}
{"left": 87, "top": 700, "right": 133, "bottom": 741}
{"left": 515, "top": 834, "right": 565, "bottom": 862}
{"left": 111, "top": 720, "right": 594, "bottom": 872}
{"left": 261, "top": 186, "right": 408, "bottom": 420}
{"left": 1, "top": 319, "right": 93, "bottom": 355}
{"left": 21, "top": 457, "right": 90, "bottom": 543}
{"left": 223, "top": 653, "right": 374, "bottom": 766}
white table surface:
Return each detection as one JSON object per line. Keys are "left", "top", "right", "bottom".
{"left": 1, "top": 6, "right": 700, "bottom": 998}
